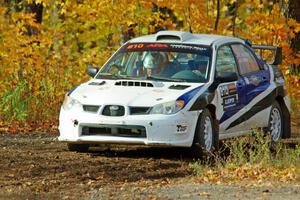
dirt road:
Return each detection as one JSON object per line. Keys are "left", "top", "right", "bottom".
{"left": 0, "top": 134, "right": 299, "bottom": 200}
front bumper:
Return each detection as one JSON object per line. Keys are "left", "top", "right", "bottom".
{"left": 58, "top": 108, "right": 199, "bottom": 147}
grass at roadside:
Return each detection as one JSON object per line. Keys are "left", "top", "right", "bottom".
{"left": 190, "top": 132, "right": 300, "bottom": 184}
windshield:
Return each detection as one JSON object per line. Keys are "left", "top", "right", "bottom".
{"left": 96, "top": 43, "right": 212, "bottom": 83}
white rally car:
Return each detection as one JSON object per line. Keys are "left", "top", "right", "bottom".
{"left": 59, "top": 31, "right": 291, "bottom": 153}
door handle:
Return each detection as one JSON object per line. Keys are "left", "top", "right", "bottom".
{"left": 262, "top": 76, "right": 268, "bottom": 82}
{"left": 237, "top": 82, "right": 243, "bottom": 88}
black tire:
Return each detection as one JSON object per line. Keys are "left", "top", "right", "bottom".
{"left": 67, "top": 143, "right": 89, "bottom": 152}
{"left": 192, "top": 108, "right": 219, "bottom": 157}
{"left": 268, "top": 101, "right": 283, "bottom": 142}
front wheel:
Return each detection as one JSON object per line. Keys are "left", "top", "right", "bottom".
{"left": 192, "top": 108, "right": 219, "bottom": 156}
{"left": 67, "top": 143, "right": 89, "bottom": 152}
{"left": 268, "top": 101, "right": 283, "bottom": 142}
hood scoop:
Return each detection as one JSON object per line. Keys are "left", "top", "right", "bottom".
{"left": 169, "top": 85, "right": 191, "bottom": 90}
{"left": 115, "top": 81, "right": 154, "bottom": 87}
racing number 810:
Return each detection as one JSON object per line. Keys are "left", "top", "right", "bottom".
{"left": 127, "top": 44, "right": 144, "bottom": 49}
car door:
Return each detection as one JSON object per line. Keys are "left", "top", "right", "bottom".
{"left": 215, "top": 45, "right": 248, "bottom": 134}
{"left": 231, "top": 44, "right": 271, "bottom": 130}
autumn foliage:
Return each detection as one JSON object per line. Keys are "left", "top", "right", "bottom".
{"left": 0, "top": 0, "right": 299, "bottom": 133}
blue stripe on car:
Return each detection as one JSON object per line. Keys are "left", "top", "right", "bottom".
{"left": 219, "top": 70, "right": 270, "bottom": 124}
{"left": 67, "top": 86, "right": 78, "bottom": 96}
{"left": 177, "top": 86, "right": 203, "bottom": 105}
{"left": 220, "top": 109, "right": 239, "bottom": 124}
{"left": 219, "top": 85, "right": 270, "bottom": 123}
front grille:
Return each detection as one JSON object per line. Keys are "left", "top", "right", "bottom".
{"left": 115, "top": 81, "right": 154, "bottom": 87}
{"left": 102, "top": 105, "right": 125, "bottom": 116}
{"left": 81, "top": 125, "right": 146, "bottom": 138}
{"left": 129, "top": 107, "right": 151, "bottom": 115}
{"left": 83, "top": 105, "right": 100, "bottom": 113}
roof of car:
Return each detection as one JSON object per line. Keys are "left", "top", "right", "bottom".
{"left": 129, "top": 30, "right": 245, "bottom": 46}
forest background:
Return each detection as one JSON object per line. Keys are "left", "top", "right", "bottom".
{"left": 0, "top": 0, "right": 299, "bottom": 133}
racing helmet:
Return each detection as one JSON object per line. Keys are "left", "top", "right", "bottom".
{"left": 143, "top": 52, "right": 165, "bottom": 69}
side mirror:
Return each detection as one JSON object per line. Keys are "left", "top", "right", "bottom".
{"left": 86, "top": 66, "right": 99, "bottom": 77}
{"left": 216, "top": 72, "right": 238, "bottom": 83}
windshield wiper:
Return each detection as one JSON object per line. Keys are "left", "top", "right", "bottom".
{"left": 145, "top": 75, "right": 184, "bottom": 82}
{"left": 97, "top": 73, "right": 183, "bottom": 82}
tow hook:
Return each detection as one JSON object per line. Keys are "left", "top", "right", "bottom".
{"left": 73, "top": 120, "right": 78, "bottom": 127}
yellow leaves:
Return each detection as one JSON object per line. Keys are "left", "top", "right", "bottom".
{"left": 0, "top": 1, "right": 300, "bottom": 129}
{"left": 258, "top": 4, "right": 264, "bottom": 9}
{"left": 287, "top": 19, "right": 299, "bottom": 28}
{"left": 0, "top": 6, "right": 6, "bottom": 15}
{"left": 199, "top": 192, "right": 210, "bottom": 196}
{"left": 287, "top": 19, "right": 300, "bottom": 34}
{"left": 195, "top": 163, "right": 300, "bottom": 185}
{"left": 295, "top": 25, "right": 300, "bottom": 33}
{"left": 285, "top": 69, "right": 290, "bottom": 76}
{"left": 27, "top": 0, "right": 49, "bottom": 6}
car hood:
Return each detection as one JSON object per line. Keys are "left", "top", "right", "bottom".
{"left": 70, "top": 79, "right": 205, "bottom": 107}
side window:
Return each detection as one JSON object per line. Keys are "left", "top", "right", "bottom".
{"left": 216, "top": 46, "right": 238, "bottom": 77}
{"left": 231, "top": 44, "right": 260, "bottom": 75}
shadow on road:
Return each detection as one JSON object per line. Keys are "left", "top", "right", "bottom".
{"left": 87, "top": 145, "right": 197, "bottom": 161}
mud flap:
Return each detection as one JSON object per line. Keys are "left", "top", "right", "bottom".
{"left": 213, "top": 118, "right": 220, "bottom": 151}
{"left": 280, "top": 100, "right": 291, "bottom": 139}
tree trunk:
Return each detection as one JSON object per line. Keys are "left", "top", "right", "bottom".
{"left": 24, "top": 1, "right": 43, "bottom": 35}
{"left": 214, "top": 0, "right": 220, "bottom": 31}
{"left": 289, "top": 0, "right": 300, "bottom": 72}
{"left": 231, "top": 1, "right": 239, "bottom": 36}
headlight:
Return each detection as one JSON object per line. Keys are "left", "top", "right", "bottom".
{"left": 62, "top": 95, "right": 82, "bottom": 111}
{"left": 150, "top": 100, "right": 185, "bottom": 115}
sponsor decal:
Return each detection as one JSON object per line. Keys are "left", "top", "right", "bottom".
{"left": 124, "top": 43, "right": 211, "bottom": 54}
{"left": 169, "top": 44, "right": 208, "bottom": 51}
{"left": 176, "top": 124, "right": 188, "bottom": 134}
{"left": 222, "top": 95, "right": 238, "bottom": 111}
{"left": 219, "top": 83, "right": 237, "bottom": 98}
{"left": 219, "top": 83, "right": 238, "bottom": 111}
{"left": 127, "top": 43, "right": 168, "bottom": 50}
{"left": 152, "top": 89, "right": 164, "bottom": 93}
{"left": 146, "top": 44, "right": 169, "bottom": 48}
{"left": 127, "top": 43, "right": 170, "bottom": 50}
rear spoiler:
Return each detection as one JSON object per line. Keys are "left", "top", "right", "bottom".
{"left": 251, "top": 45, "right": 282, "bottom": 65}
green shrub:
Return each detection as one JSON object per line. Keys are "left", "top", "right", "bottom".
{"left": 0, "top": 81, "right": 29, "bottom": 122}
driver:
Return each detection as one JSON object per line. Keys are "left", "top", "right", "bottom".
{"left": 143, "top": 52, "right": 167, "bottom": 76}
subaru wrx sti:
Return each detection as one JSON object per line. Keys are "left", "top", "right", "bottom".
{"left": 59, "top": 31, "right": 291, "bottom": 154}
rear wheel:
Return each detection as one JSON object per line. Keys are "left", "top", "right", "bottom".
{"left": 67, "top": 144, "right": 89, "bottom": 152}
{"left": 192, "top": 108, "right": 219, "bottom": 157}
{"left": 268, "top": 101, "right": 283, "bottom": 142}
